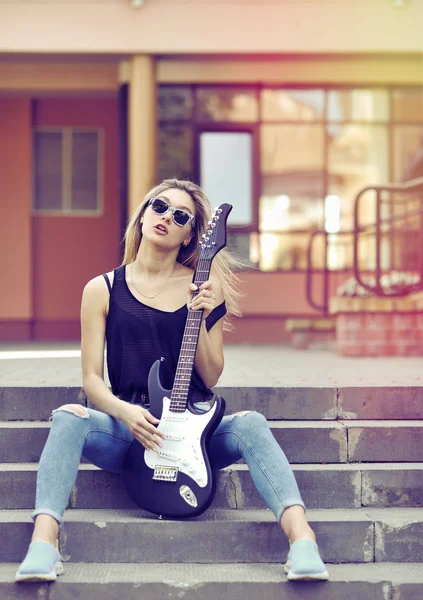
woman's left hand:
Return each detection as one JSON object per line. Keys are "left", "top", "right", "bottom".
{"left": 188, "top": 280, "right": 216, "bottom": 321}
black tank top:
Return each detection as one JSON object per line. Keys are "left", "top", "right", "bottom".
{"left": 103, "top": 265, "right": 226, "bottom": 401}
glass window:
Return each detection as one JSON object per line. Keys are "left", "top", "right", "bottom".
{"left": 259, "top": 232, "right": 323, "bottom": 271}
{"left": 393, "top": 126, "right": 423, "bottom": 181}
{"left": 226, "top": 232, "right": 258, "bottom": 268}
{"left": 71, "top": 131, "right": 99, "bottom": 211}
{"left": 260, "top": 124, "right": 324, "bottom": 230}
{"left": 326, "top": 232, "right": 354, "bottom": 271}
{"left": 157, "top": 125, "right": 193, "bottom": 182}
{"left": 200, "top": 132, "right": 253, "bottom": 226}
{"left": 261, "top": 89, "right": 324, "bottom": 121}
{"left": 33, "top": 129, "right": 102, "bottom": 214}
{"left": 196, "top": 88, "right": 258, "bottom": 122}
{"left": 327, "top": 90, "right": 389, "bottom": 122}
{"left": 393, "top": 88, "right": 423, "bottom": 122}
{"left": 158, "top": 86, "right": 193, "bottom": 121}
{"left": 33, "top": 131, "right": 63, "bottom": 210}
{"left": 327, "top": 124, "right": 389, "bottom": 230}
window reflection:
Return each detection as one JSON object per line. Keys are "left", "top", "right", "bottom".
{"left": 261, "top": 89, "right": 324, "bottom": 121}
{"left": 259, "top": 233, "right": 325, "bottom": 271}
{"left": 157, "top": 125, "right": 193, "bottom": 182}
{"left": 260, "top": 124, "right": 324, "bottom": 230}
{"left": 327, "top": 90, "right": 389, "bottom": 122}
{"left": 196, "top": 88, "right": 258, "bottom": 122}
{"left": 158, "top": 87, "right": 193, "bottom": 121}
{"left": 327, "top": 124, "right": 388, "bottom": 230}
{"left": 393, "top": 126, "right": 423, "bottom": 181}
{"left": 226, "top": 233, "right": 258, "bottom": 269}
{"left": 393, "top": 89, "right": 423, "bottom": 122}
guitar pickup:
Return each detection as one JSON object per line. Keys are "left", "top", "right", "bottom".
{"left": 157, "top": 450, "right": 178, "bottom": 461}
{"left": 153, "top": 466, "right": 179, "bottom": 482}
{"left": 164, "top": 433, "right": 184, "bottom": 441}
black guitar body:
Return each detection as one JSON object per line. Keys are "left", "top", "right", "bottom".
{"left": 123, "top": 358, "right": 226, "bottom": 519}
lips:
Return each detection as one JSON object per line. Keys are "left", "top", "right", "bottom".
{"left": 154, "top": 224, "right": 168, "bottom": 235}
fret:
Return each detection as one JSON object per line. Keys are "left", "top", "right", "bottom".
{"left": 171, "top": 256, "right": 214, "bottom": 411}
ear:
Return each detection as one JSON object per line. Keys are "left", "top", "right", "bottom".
{"left": 183, "top": 232, "right": 194, "bottom": 247}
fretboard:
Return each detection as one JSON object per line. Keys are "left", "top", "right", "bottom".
{"left": 169, "top": 259, "right": 212, "bottom": 412}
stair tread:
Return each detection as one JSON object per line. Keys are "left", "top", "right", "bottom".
{"left": 3, "top": 461, "right": 423, "bottom": 471}
{"left": 3, "top": 419, "right": 423, "bottom": 427}
{"left": 2, "top": 562, "right": 423, "bottom": 583}
{"left": 3, "top": 507, "right": 423, "bottom": 523}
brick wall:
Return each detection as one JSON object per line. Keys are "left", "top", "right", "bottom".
{"left": 337, "top": 312, "right": 423, "bottom": 357}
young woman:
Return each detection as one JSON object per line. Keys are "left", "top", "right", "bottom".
{"left": 16, "top": 179, "right": 328, "bottom": 583}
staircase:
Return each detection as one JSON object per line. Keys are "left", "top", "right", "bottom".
{"left": 1, "top": 376, "right": 423, "bottom": 598}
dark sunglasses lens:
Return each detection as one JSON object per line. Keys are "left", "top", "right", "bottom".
{"left": 173, "top": 210, "right": 190, "bottom": 226}
{"left": 151, "top": 198, "right": 168, "bottom": 214}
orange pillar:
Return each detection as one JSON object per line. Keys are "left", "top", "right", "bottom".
{"left": 129, "top": 55, "right": 157, "bottom": 216}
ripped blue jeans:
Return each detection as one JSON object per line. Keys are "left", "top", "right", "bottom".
{"left": 32, "top": 404, "right": 305, "bottom": 525}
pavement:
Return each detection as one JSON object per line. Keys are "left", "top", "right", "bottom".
{"left": 0, "top": 342, "right": 422, "bottom": 388}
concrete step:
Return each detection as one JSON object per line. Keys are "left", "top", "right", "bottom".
{"left": 1, "top": 562, "right": 423, "bottom": 600}
{"left": 4, "top": 419, "right": 423, "bottom": 464}
{"left": 0, "top": 462, "right": 363, "bottom": 510}
{"left": 0, "top": 385, "right": 338, "bottom": 421}
{"left": 0, "top": 508, "right": 374, "bottom": 564}
{"left": 3, "top": 385, "right": 423, "bottom": 421}
{"left": 0, "top": 420, "right": 349, "bottom": 464}
{"left": 3, "top": 463, "right": 423, "bottom": 511}
{"left": 3, "top": 507, "right": 423, "bottom": 564}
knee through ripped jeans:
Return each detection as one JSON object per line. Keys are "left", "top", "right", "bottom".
{"left": 32, "top": 404, "right": 305, "bottom": 526}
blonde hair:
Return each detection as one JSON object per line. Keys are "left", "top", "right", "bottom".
{"left": 121, "top": 179, "right": 243, "bottom": 329}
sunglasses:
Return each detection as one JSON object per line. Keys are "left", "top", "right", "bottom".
{"left": 149, "top": 197, "right": 195, "bottom": 228}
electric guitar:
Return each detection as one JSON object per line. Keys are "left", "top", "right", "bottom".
{"left": 123, "top": 203, "right": 232, "bottom": 518}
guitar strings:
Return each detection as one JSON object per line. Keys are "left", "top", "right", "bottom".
{"left": 164, "top": 210, "right": 219, "bottom": 441}
{"left": 173, "top": 209, "right": 218, "bottom": 413}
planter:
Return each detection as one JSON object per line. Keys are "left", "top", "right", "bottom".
{"left": 330, "top": 296, "right": 423, "bottom": 357}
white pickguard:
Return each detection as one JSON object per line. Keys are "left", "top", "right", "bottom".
{"left": 144, "top": 396, "right": 217, "bottom": 488}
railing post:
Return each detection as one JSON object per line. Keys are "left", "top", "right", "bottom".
{"left": 375, "top": 189, "right": 382, "bottom": 294}
{"left": 323, "top": 232, "right": 329, "bottom": 317}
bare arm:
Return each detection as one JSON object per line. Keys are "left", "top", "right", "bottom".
{"left": 80, "top": 276, "right": 164, "bottom": 451}
{"left": 189, "top": 276, "right": 225, "bottom": 388}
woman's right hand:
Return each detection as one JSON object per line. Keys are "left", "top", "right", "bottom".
{"left": 120, "top": 403, "right": 165, "bottom": 451}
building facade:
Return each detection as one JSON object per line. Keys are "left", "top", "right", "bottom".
{"left": 1, "top": 0, "right": 422, "bottom": 342}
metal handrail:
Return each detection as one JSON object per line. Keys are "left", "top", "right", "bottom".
{"left": 306, "top": 230, "right": 354, "bottom": 316}
{"left": 353, "top": 177, "right": 423, "bottom": 297}
{"left": 306, "top": 177, "right": 423, "bottom": 314}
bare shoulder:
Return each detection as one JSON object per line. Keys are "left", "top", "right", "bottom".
{"left": 82, "top": 273, "right": 113, "bottom": 315}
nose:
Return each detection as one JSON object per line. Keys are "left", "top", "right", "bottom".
{"left": 162, "top": 211, "right": 172, "bottom": 224}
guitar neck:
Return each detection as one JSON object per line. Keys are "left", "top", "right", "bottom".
{"left": 169, "top": 260, "right": 212, "bottom": 412}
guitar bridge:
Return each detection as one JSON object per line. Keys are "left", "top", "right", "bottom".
{"left": 153, "top": 466, "right": 179, "bottom": 482}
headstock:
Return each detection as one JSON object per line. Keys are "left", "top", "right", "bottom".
{"left": 199, "top": 203, "right": 233, "bottom": 260}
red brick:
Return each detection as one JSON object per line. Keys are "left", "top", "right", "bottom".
{"left": 391, "top": 327, "right": 416, "bottom": 342}
{"left": 397, "top": 342, "right": 423, "bottom": 357}
{"left": 392, "top": 314, "right": 415, "bottom": 331}
{"left": 365, "top": 313, "right": 391, "bottom": 330}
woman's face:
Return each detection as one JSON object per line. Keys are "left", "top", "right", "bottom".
{"left": 142, "top": 187, "right": 196, "bottom": 250}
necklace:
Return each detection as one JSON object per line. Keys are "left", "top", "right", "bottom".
{"left": 129, "top": 262, "right": 177, "bottom": 300}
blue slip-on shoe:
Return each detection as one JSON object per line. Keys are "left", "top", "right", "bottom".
{"left": 284, "top": 539, "right": 329, "bottom": 581}
{"left": 15, "top": 540, "right": 64, "bottom": 583}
